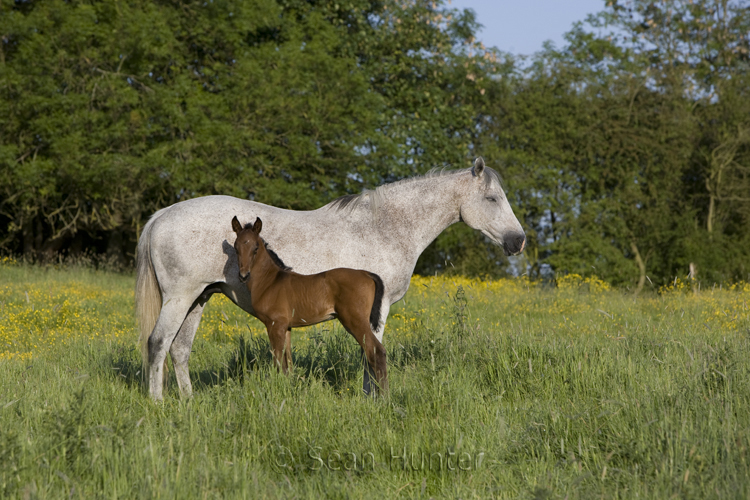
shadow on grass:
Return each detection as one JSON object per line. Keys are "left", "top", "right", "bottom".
{"left": 104, "top": 344, "right": 243, "bottom": 396}
{"left": 104, "top": 344, "right": 232, "bottom": 396}
{"left": 218, "top": 330, "right": 365, "bottom": 393}
{"left": 103, "top": 325, "right": 434, "bottom": 397}
{"left": 210, "top": 322, "right": 457, "bottom": 395}
{"left": 106, "top": 344, "right": 145, "bottom": 391}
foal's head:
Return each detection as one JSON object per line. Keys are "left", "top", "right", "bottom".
{"left": 232, "top": 216, "right": 263, "bottom": 283}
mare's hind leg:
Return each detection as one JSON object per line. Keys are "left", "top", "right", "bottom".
{"left": 169, "top": 294, "right": 211, "bottom": 398}
{"left": 148, "top": 297, "right": 196, "bottom": 401}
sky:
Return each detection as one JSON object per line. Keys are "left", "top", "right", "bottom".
{"left": 446, "top": 0, "right": 606, "bottom": 56}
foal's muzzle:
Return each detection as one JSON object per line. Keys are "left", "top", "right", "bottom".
{"left": 239, "top": 272, "right": 249, "bottom": 284}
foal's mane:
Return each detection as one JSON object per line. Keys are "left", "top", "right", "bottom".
{"left": 326, "top": 166, "right": 503, "bottom": 215}
{"left": 242, "top": 222, "right": 292, "bottom": 271}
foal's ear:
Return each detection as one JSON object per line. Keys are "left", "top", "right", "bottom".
{"left": 472, "top": 157, "right": 485, "bottom": 177}
{"left": 252, "top": 217, "right": 262, "bottom": 234}
{"left": 231, "top": 216, "right": 243, "bottom": 234}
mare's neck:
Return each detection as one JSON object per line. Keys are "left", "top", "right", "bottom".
{"left": 374, "top": 172, "right": 466, "bottom": 261}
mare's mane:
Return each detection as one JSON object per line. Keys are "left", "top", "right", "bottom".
{"left": 326, "top": 166, "right": 503, "bottom": 215}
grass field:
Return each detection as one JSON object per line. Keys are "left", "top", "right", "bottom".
{"left": 1, "top": 260, "right": 749, "bottom": 499}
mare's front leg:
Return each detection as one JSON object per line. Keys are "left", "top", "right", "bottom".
{"left": 266, "top": 322, "right": 293, "bottom": 374}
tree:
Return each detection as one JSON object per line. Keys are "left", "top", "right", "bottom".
{"left": 0, "top": 0, "right": 386, "bottom": 258}
{"left": 0, "top": 0, "right": 504, "bottom": 269}
{"left": 476, "top": 0, "right": 750, "bottom": 286}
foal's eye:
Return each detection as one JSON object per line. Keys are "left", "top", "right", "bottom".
{"left": 486, "top": 196, "right": 498, "bottom": 203}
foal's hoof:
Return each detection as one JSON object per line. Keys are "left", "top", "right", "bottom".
{"left": 361, "top": 384, "right": 387, "bottom": 398}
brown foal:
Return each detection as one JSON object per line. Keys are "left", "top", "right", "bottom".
{"left": 232, "top": 216, "right": 388, "bottom": 394}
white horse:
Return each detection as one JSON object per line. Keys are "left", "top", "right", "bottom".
{"left": 136, "top": 158, "right": 525, "bottom": 400}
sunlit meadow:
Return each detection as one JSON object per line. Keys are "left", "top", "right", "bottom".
{"left": 1, "top": 258, "right": 749, "bottom": 499}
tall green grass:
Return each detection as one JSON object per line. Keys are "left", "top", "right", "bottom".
{"left": 1, "top": 264, "right": 749, "bottom": 498}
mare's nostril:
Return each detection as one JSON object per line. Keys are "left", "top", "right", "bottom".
{"left": 516, "top": 234, "right": 526, "bottom": 254}
{"left": 503, "top": 233, "right": 526, "bottom": 256}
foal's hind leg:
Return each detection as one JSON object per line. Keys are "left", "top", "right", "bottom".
{"left": 362, "top": 332, "right": 388, "bottom": 395}
{"left": 362, "top": 302, "right": 390, "bottom": 395}
{"left": 340, "top": 317, "right": 388, "bottom": 395}
{"left": 361, "top": 346, "right": 377, "bottom": 396}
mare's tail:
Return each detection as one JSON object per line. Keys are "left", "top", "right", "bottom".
{"left": 135, "top": 211, "right": 165, "bottom": 379}
{"left": 367, "top": 272, "right": 385, "bottom": 333}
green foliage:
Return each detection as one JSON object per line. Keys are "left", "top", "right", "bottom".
{"left": 480, "top": 0, "right": 750, "bottom": 286}
{"left": 1, "top": 0, "right": 749, "bottom": 284}
{"left": 0, "top": 0, "right": 494, "bottom": 262}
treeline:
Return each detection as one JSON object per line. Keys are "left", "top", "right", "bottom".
{"left": 1, "top": 0, "right": 748, "bottom": 288}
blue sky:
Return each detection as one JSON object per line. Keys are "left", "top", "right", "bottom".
{"left": 446, "top": 0, "right": 606, "bottom": 56}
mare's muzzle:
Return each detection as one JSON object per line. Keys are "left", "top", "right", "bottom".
{"left": 503, "top": 233, "right": 526, "bottom": 256}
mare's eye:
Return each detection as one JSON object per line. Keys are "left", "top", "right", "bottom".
{"left": 486, "top": 196, "right": 498, "bottom": 203}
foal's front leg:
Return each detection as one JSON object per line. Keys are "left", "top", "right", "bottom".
{"left": 266, "top": 322, "right": 293, "bottom": 373}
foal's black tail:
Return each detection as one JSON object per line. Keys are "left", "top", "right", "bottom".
{"left": 367, "top": 272, "right": 385, "bottom": 333}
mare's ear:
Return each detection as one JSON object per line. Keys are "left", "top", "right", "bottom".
{"left": 252, "top": 217, "right": 262, "bottom": 234}
{"left": 472, "top": 157, "right": 485, "bottom": 177}
{"left": 232, "top": 216, "right": 243, "bottom": 234}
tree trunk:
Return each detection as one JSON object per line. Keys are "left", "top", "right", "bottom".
{"left": 631, "top": 241, "right": 646, "bottom": 296}
{"left": 22, "top": 217, "right": 33, "bottom": 256}
{"left": 106, "top": 229, "right": 125, "bottom": 265}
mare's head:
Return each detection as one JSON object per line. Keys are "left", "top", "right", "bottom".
{"left": 459, "top": 158, "right": 526, "bottom": 256}
{"left": 232, "top": 216, "right": 263, "bottom": 283}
